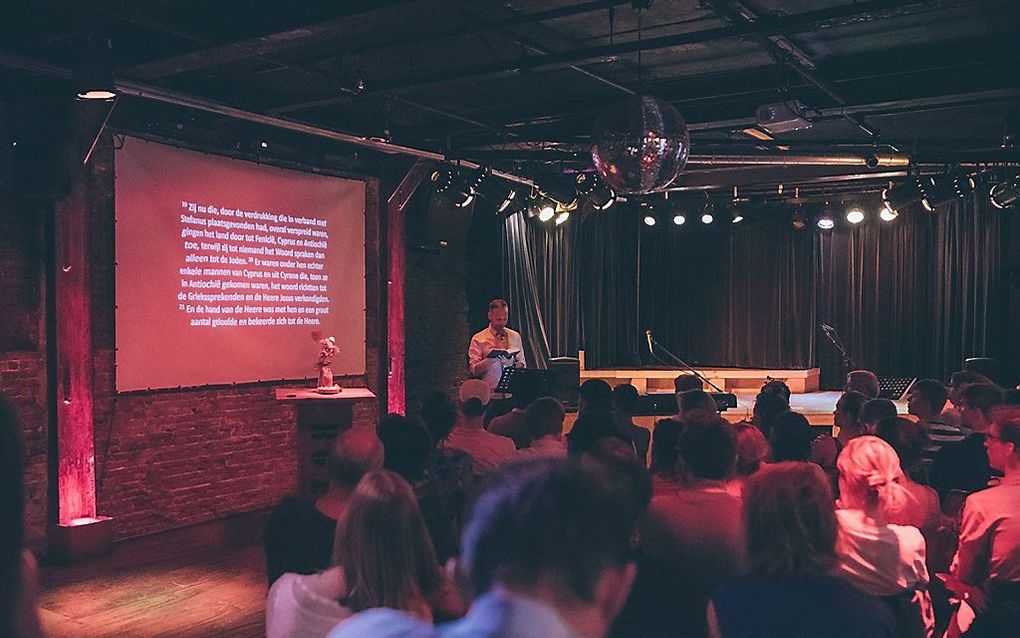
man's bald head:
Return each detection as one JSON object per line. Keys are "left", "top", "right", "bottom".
{"left": 328, "top": 426, "right": 384, "bottom": 490}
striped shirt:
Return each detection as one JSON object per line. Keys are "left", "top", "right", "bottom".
{"left": 920, "top": 418, "right": 969, "bottom": 478}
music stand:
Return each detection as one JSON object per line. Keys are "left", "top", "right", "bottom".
{"left": 495, "top": 367, "right": 553, "bottom": 396}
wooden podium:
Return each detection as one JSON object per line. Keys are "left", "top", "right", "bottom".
{"left": 275, "top": 387, "right": 377, "bottom": 497}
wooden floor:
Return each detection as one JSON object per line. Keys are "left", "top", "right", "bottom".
{"left": 38, "top": 510, "right": 271, "bottom": 638}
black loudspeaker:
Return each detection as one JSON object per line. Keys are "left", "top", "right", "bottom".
{"left": 547, "top": 357, "right": 580, "bottom": 407}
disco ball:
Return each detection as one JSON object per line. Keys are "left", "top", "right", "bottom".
{"left": 591, "top": 95, "right": 690, "bottom": 194}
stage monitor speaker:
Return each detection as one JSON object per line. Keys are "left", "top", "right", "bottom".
{"left": 963, "top": 357, "right": 1000, "bottom": 386}
{"left": 547, "top": 356, "right": 580, "bottom": 407}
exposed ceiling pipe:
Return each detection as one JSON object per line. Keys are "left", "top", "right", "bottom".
{"left": 0, "top": 49, "right": 536, "bottom": 187}
{"left": 687, "top": 153, "right": 910, "bottom": 167}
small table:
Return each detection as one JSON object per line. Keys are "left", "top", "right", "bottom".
{"left": 275, "top": 387, "right": 377, "bottom": 497}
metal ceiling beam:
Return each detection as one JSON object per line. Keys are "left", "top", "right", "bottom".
{"left": 702, "top": 0, "right": 884, "bottom": 142}
{"left": 122, "top": 14, "right": 509, "bottom": 137}
{"left": 119, "top": 0, "right": 419, "bottom": 80}
{"left": 360, "top": 0, "right": 932, "bottom": 94}
{"left": 0, "top": 49, "right": 535, "bottom": 186}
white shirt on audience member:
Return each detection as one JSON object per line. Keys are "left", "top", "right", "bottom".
{"left": 835, "top": 508, "right": 929, "bottom": 596}
{"left": 518, "top": 435, "right": 567, "bottom": 458}
{"left": 266, "top": 567, "right": 353, "bottom": 638}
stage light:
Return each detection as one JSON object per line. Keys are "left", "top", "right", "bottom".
{"left": 730, "top": 210, "right": 744, "bottom": 224}
{"left": 673, "top": 213, "right": 686, "bottom": 225}
{"left": 554, "top": 211, "right": 570, "bottom": 225}
{"left": 990, "top": 175, "right": 1020, "bottom": 209}
{"left": 922, "top": 174, "right": 975, "bottom": 210}
{"left": 879, "top": 206, "right": 899, "bottom": 222}
{"left": 700, "top": 199, "right": 715, "bottom": 224}
{"left": 431, "top": 166, "right": 477, "bottom": 207}
{"left": 882, "top": 179, "right": 923, "bottom": 213}
{"left": 643, "top": 212, "right": 657, "bottom": 226}
{"left": 75, "top": 38, "right": 117, "bottom": 100}
{"left": 816, "top": 213, "right": 835, "bottom": 229}
{"left": 845, "top": 205, "right": 865, "bottom": 224}
{"left": 530, "top": 195, "right": 557, "bottom": 222}
{"left": 792, "top": 210, "right": 807, "bottom": 230}
{"left": 431, "top": 167, "right": 456, "bottom": 193}
{"left": 576, "top": 173, "right": 617, "bottom": 210}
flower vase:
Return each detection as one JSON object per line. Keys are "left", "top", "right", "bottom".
{"left": 316, "top": 364, "right": 340, "bottom": 394}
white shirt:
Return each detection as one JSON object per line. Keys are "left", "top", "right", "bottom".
{"left": 468, "top": 326, "right": 526, "bottom": 390}
{"left": 518, "top": 436, "right": 567, "bottom": 458}
{"left": 835, "top": 508, "right": 929, "bottom": 596}
{"left": 443, "top": 426, "right": 516, "bottom": 476}
{"left": 266, "top": 567, "right": 353, "bottom": 638}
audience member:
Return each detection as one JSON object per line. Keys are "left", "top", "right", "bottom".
{"left": 730, "top": 421, "right": 769, "bottom": 495}
{"left": 578, "top": 378, "right": 615, "bottom": 418}
{"left": 769, "top": 411, "right": 814, "bottom": 462}
{"left": 759, "top": 379, "right": 792, "bottom": 403}
{"left": 612, "top": 383, "right": 650, "bottom": 463}
{"left": 443, "top": 379, "right": 516, "bottom": 476}
{"left": 677, "top": 389, "right": 719, "bottom": 422}
{"left": 945, "top": 371, "right": 997, "bottom": 427}
{"left": 833, "top": 390, "right": 870, "bottom": 446}
{"left": 675, "top": 374, "right": 704, "bottom": 393}
{"left": 907, "top": 379, "right": 962, "bottom": 474}
{"left": 929, "top": 383, "right": 1004, "bottom": 503}
{"left": 518, "top": 396, "right": 567, "bottom": 458}
{"left": 860, "top": 398, "right": 898, "bottom": 433}
{"left": 0, "top": 398, "right": 42, "bottom": 638}
{"left": 267, "top": 470, "right": 452, "bottom": 638}
{"left": 582, "top": 437, "right": 653, "bottom": 526}
{"left": 673, "top": 374, "right": 705, "bottom": 420}
{"left": 330, "top": 459, "right": 638, "bottom": 638}
{"left": 649, "top": 418, "right": 684, "bottom": 493}
{"left": 845, "top": 369, "right": 881, "bottom": 399}
{"left": 752, "top": 391, "right": 789, "bottom": 440}
{"left": 835, "top": 436, "right": 933, "bottom": 636}
{"left": 640, "top": 418, "right": 745, "bottom": 596}
{"left": 873, "top": 417, "right": 941, "bottom": 535}
{"left": 486, "top": 376, "right": 540, "bottom": 449}
{"left": 567, "top": 411, "right": 631, "bottom": 457}
{"left": 417, "top": 391, "right": 474, "bottom": 563}
{"left": 377, "top": 414, "right": 432, "bottom": 482}
{"left": 264, "top": 426, "right": 384, "bottom": 584}
{"left": 946, "top": 407, "right": 1020, "bottom": 637}
{"left": 708, "top": 462, "right": 897, "bottom": 638}
{"left": 809, "top": 391, "right": 870, "bottom": 487}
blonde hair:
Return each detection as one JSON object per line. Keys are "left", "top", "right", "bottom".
{"left": 836, "top": 435, "right": 910, "bottom": 517}
{"left": 333, "top": 470, "right": 442, "bottom": 614}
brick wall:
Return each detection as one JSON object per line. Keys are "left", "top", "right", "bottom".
{"left": 0, "top": 125, "right": 385, "bottom": 543}
{"left": 0, "top": 103, "right": 50, "bottom": 548}
{"left": 404, "top": 196, "right": 473, "bottom": 414}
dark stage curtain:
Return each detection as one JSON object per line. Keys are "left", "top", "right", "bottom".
{"left": 487, "top": 192, "right": 1012, "bottom": 386}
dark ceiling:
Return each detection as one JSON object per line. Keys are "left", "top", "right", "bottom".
{"left": 2, "top": 0, "right": 1019, "bottom": 192}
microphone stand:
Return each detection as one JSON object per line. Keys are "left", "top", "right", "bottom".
{"left": 820, "top": 323, "right": 855, "bottom": 371}
{"left": 646, "top": 332, "right": 726, "bottom": 394}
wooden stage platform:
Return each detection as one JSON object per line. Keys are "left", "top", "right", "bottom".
{"left": 578, "top": 351, "right": 821, "bottom": 394}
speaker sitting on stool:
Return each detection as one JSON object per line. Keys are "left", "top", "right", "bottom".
{"left": 547, "top": 357, "right": 580, "bottom": 407}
